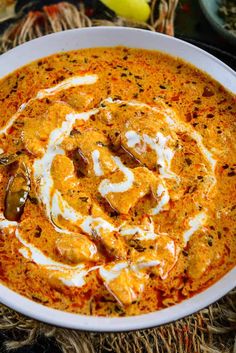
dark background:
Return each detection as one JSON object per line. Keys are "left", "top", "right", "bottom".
{"left": 0, "top": 0, "right": 235, "bottom": 352}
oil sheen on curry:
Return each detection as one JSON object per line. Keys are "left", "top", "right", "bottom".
{"left": 0, "top": 47, "right": 235, "bottom": 316}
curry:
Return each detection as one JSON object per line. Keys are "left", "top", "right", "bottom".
{"left": 0, "top": 47, "right": 235, "bottom": 316}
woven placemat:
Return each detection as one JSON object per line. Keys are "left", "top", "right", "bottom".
{"left": 1, "top": 290, "right": 236, "bottom": 353}
{"left": 0, "top": 1, "right": 235, "bottom": 352}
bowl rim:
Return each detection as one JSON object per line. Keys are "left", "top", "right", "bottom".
{"left": 0, "top": 26, "right": 235, "bottom": 332}
{"left": 0, "top": 27, "right": 235, "bottom": 90}
{"left": 1, "top": 267, "right": 235, "bottom": 332}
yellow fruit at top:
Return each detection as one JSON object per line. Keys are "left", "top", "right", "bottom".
{"left": 100, "top": 0, "right": 151, "bottom": 22}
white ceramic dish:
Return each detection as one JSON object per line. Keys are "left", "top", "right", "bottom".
{"left": 0, "top": 27, "right": 235, "bottom": 332}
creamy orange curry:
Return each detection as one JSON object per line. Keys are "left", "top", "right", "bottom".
{"left": 0, "top": 47, "right": 235, "bottom": 316}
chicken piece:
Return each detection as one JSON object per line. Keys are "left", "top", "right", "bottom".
{"left": 89, "top": 204, "right": 127, "bottom": 259}
{"left": 120, "top": 112, "right": 177, "bottom": 171}
{"left": 61, "top": 91, "right": 94, "bottom": 111}
{"left": 51, "top": 157, "right": 99, "bottom": 217}
{"left": 97, "top": 98, "right": 133, "bottom": 126}
{"left": 149, "top": 179, "right": 170, "bottom": 215}
{"left": 187, "top": 234, "right": 217, "bottom": 279}
{"left": 129, "top": 234, "right": 178, "bottom": 279}
{"left": 90, "top": 202, "right": 110, "bottom": 220}
{"left": 99, "top": 166, "right": 157, "bottom": 214}
{"left": 98, "top": 229, "right": 127, "bottom": 259}
{"left": 120, "top": 215, "right": 157, "bottom": 240}
{"left": 55, "top": 234, "right": 99, "bottom": 265}
{"left": 46, "top": 265, "right": 91, "bottom": 291}
{"left": 50, "top": 189, "right": 93, "bottom": 234}
{"left": 126, "top": 109, "right": 173, "bottom": 136}
{"left": 22, "top": 102, "right": 75, "bottom": 156}
{"left": 51, "top": 155, "right": 78, "bottom": 192}
{"left": 99, "top": 262, "right": 147, "bottom": 305}
{"left": 63, "top": 130, "right": 117, "bottom": 177}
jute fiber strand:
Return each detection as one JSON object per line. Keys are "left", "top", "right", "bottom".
{"left": 0, "top": 289, "right": 236, "bottom": 352}
{"left": 0, "top": 1, "right": 235, "bottom": 352}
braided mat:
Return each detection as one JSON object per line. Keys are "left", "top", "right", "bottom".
{"left": 0, "top": 1, "right": 235, "bottom": 352}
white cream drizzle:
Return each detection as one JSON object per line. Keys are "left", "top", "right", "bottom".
{"left": 150, "top": 183, "right": 170, "bottom": 215}
{"left": 120, "top": 226, "right": 157, "bottom": 240}
{"left": 80, "top": 216, "right": 116, "bottom": 236}
{"left": 104, "top": 99, "right": 178, "bottom": 180}
{"left": 0, "top": 148, "right": 4, "bottom": 154}
{"left": 31, "top": 101, "right": 120, "bottom": 248}
{"left": 0, "top": 87, "right": 218, "bottom": 293}
{"left": 125, "top": 129, "right": 177, "bottom": 180}
{"left": 15, "top": 228, "right": 99, "bottom": 287}
{"left": 101, "top": 97, "right": 174, "bottom": 121}
{"left": 108, "top": 97, "right": 216, "bottom": 184}
{"left": 120, "top": 220, "right": 159, "bottom": 240}
{"left": 100, "top": 253, "right": 175, "bottom": 290}
{"left": 100, "top": 260, "right": 157, "bottom": 286}
{"left": 144, "top": 132, "right": 176, "bottom": 179}
{"left": 58, "top": 270, "right": 93, "bottom": 287}
{"left": 131, "top": 260, "right": 161, "bottom": 272}
{"left": 16, "top": 229, "right": 73, "bottom": 267}
{"left": 167, "top": 114, "right": 216, "bottom": 175}
{"left": 33, "top": 108, "right": 98, "bottom": 231}
{"left": 0, "top": 214, "right": 18, "bottom": 231}
{"left": 183, "top": 212, "right": 207, "bottom": 245}
{"left": 0, "top": 209, "right": 171, "bottom": 290}
{"left": 36, "top": 75, "right": 98, "bottom": 99}
{"left": 101, "top": 98, "right": 214, "bottom": 171}
{"left": 0, "top": 75, "right": 98, "bottom": 136}
{"left": 91, "top": 150, "right": 104, "bottom": 176}
{"left": 0, "top": 212, "right": 98, "bottom": 287}
{"left": 125, "top": 130, "right": 141, "bottom": 148}
{"left": 51, "top": 190, "right": 82, "bottom": 228}
{"left": 98, "top": 156, "right": 134, "bottom": 196}
{"left": 99, "top": 262, "right": 128, "bottom": 283}
{"left": 133, "top": 238, "right": 177, "bottom": 280}
{"left": 166, "top": 241, "right": 176, "bottom": 256}
{"left": 191, "top": 131, "right": 217, "bottom": 172}
{"left": 163, "top": 112, "right": 217, "bottom": 187}
{"left": 0, "top": 103, "right": 27, "bottom": 135}
{"left": 165, "top": 115, "right": 176, "bottom": 126}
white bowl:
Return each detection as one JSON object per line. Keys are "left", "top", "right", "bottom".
{"left": 0, "top": 27, "right": 235, "bottom": 332}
